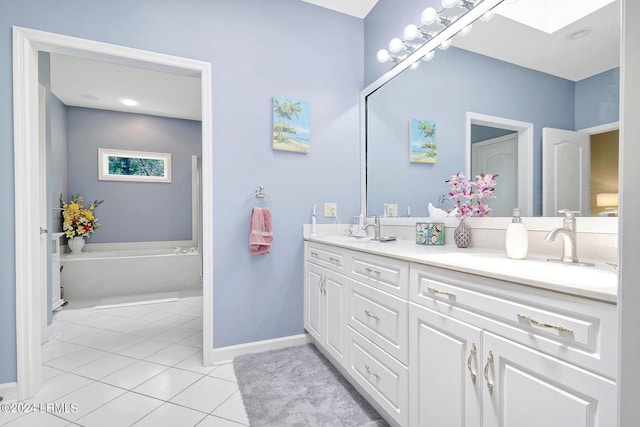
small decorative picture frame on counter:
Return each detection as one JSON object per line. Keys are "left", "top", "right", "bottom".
{"left": 416, "top": 222, "right": 444, "bottom": 245}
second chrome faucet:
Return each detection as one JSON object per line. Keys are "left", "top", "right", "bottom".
{"left": 545, "top": 209, "right": 594, "bottom": 266}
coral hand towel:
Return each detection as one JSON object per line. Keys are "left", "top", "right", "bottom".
{"left": 249, "top": 207, "right": 273, "bottom": 255}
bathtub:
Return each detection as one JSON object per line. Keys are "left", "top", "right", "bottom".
{"left": 60, "top": 245, "right": 202, "bottom": 301}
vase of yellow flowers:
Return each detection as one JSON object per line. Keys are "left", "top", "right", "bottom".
{"left": 60, "top": 194, "right": 104, "bottom": 254}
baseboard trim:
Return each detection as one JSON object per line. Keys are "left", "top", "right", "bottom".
{"left": 0, "top": 382, "right": 18, "bottom": 401}
{"left": 211, "top": 333, "right": 311, "bottom": 365}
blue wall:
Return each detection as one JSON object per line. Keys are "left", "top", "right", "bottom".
{"left": 575, "top": 68, "right": 620, "bottom": 130}
{"left": 66, "top": 107, "right": 201, "bottom": 243}
{"left": 0, "top": 0, "right": 363, "bottom": 384}
{"left": 471, "top": 125, "right": 515, "bottom": 144}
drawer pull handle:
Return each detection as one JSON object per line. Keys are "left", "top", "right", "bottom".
{"left": 428, "top": 286, "right": 456, "bottom": 298}
{"left": 365, "top": 267, "right": 381, "bottom": 275}
{"left": 467, "top": 343, "right": 477, "bottom": 384}
{"left": 365, "top": 364, "right": 380, "bottom": 379}
{"left": 517, "top": 313, "right": 573, "bottom": 333}
{"left": 484, "top": 350, "right": 494, "bottom": 395}
{"left": 364, "top": 310, "right": 380, "bottom": 320}
{"left": 310, "top": 251, "right": 319, "bottom": 257}
{"left": 329, "top": 257, "right": 341, "bottom": 264}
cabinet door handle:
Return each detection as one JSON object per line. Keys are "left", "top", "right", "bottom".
{"left": 310, "top": 251, "right": 319, "bottom": 257}
{"left": 364, "top": 310, "right": 380, "bottom": 320}
{"left": 467, "top": 343, "right": 477, "bottom": 384}
{"left": 517, "top": 313, "right": 573, "bottom": 333}
{"left": 365, "top": 364, "right": 380, "bottom": 379}
{"left": 427, "top": 286, "right": 456, "bottom": 298}
{"left": 484, "top": 350, "right": 494, "bottom": 395}
{"left": 329, "top": 257, "right": 341, "bottom": 265}
{"left": 365, "top": 266, "right": 381, "bottom": 275}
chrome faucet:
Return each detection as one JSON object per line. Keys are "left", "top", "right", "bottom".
{"left": 362, "top": 215, "right": 381, "bottom": 240}
{"left": 544, "top": 209, "right": 580, "bottom": 263}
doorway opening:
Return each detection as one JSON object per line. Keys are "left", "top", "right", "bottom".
{"left": 13, "top": 26, "right": 213, "bottom": 400}
{"left": 466, "top": 112, "right": 534, "bottom": 216}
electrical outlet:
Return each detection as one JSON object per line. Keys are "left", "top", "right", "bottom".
{"left": 385, "top": 203, "right": 399, "bottom": 217}
{"left": 324, "top": 202, "right": 337, "bottom": 218}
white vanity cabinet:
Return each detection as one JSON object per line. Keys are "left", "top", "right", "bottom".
{"left": 409, "top": 263, "right": 618, "bottom": 427}
{"left": 304, "top": 243, "right": 347, "bottom": 366}
{"left": 303, "top": 238, "right": 617, "bottom": 427}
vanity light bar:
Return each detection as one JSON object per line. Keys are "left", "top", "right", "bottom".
{"left": 376, "top": 0, "right": 502, "bottom": 69}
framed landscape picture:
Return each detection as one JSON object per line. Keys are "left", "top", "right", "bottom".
{"left": 273, "top": 96, "right": 310, "bottom": 153}
{"left": 98, "top": 148, "right": 172, "bottom": 183}
{"left": 410, "top": 119, "right": 437, "bottom": 163}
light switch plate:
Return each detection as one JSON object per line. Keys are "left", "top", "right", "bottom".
{"left": 324, "top": 202, "right": 337, "bottom": 218}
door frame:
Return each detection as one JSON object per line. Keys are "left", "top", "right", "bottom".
{"left": 12, "top": 26, "right": 214, "bottom": 400}
{"left": 466, "top": 112, "right": 534, "bottom": 216}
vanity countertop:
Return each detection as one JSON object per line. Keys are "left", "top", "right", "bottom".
{"left": 306, "top": 235, "right": 618, "bottom": 304}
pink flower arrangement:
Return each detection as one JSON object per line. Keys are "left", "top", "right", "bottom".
{"left": 445, "top": 172, "right": 498, "bottom": 220}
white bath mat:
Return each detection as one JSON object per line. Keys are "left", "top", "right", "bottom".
{"left": 94, "top": 291, "right": 179, "bottom": 310}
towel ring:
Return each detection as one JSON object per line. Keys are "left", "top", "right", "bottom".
{"left": 250, "top": 186, "right": 272, "bottom": 208}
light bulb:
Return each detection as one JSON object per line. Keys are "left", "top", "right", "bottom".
{"left": 421, "top": 7, "right": 438, "bottom": 25}
{"left": 389, "top": 38, "right": 404, "bottom": 53}
{"left": 441, "top": 0, "right": 460, "bottom": 8}
{"left": 376, "top": 49, "right": 391, "bottom": 63}
{"left": 480, "top": 10, "right": 495, "bottom": 21}
{"left": 422, "top": 50, "right": 435, "bottom": 62}
{"left": 439, "top": 39, "right": 452, "bottom": 50}
{"left": 459, "top": 24, "right": 472, "bottom": 37}
{"left": 403, "top": 24, "right": 419, "bottom": 41}
{"left": 409, "top": 61, "right": 420, "bottom": 71}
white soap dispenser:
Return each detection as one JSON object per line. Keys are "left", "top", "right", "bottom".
{"left": 505, "top": 208, "right": 528, "bottom": 260}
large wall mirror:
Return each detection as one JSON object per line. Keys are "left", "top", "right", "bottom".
{"left": 364, "top": 0, "right": 620, "bottom": 219}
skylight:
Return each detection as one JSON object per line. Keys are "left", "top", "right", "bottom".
{"left": 495, "top": 0, "right": 616, "bottom": 34}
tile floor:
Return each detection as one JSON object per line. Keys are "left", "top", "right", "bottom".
{"left": 0, "top": 291, "right": 249, "bottom": 427}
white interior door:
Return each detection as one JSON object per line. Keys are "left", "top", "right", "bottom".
{"left": 471, "top": 133, "right": 518, "bottom": 217}
{"left": 542, "top": 128, "right": 590, "bottom": 217}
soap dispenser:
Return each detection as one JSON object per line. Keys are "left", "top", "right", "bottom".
{"left": 505, "top": 208, "right": 528, "bottom": 260}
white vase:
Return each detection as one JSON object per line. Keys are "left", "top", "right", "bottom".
{"left": 68, "top": 236, "right": 85, "bottom": 254}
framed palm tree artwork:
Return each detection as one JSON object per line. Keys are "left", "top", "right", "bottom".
{"left": 410, "top": 119, "right": 437, "bottom": 163}
{"left": 273, "top": 96, "right": 310, "bottom": 153}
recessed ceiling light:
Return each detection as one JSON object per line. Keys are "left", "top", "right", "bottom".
{"left": 566, "top": 27, "right": 592, "bottom": 40}
{"left": 121, "top": 98, "right": 138, "bottom": 106}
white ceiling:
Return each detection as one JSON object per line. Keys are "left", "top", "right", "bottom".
{"left": 452, "top": 0, "right": 620, "bottom": 81}
{"left": 48, "top": 0, "right": 620, "bottom": 121}
{"left": 301, "top": 0, "right": 379, "bottom": 19}
{"left": 50, "top": 54, "right": 202, "bottom": 121}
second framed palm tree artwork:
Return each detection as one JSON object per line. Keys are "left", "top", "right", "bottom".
{"left": 273, "top": 96, "right": 310, "bottom": 153}
{"left": 410, "top": 119, "right": 437, "bottom": 163}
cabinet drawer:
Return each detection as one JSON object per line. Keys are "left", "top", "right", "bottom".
{"left": 307, "top": 243, "right": 344, "bottom": 272}
{"left": 411, "top": 264, "right": 618, "bottom": 379}
{"left": 348, "top": 280, "right": 408, "bottom": 364}
{"left": 347, "top": 252, "right": 409, "bottom": 299}
{"left": 347, "top": 327, "right": 408, "bottom": 426}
